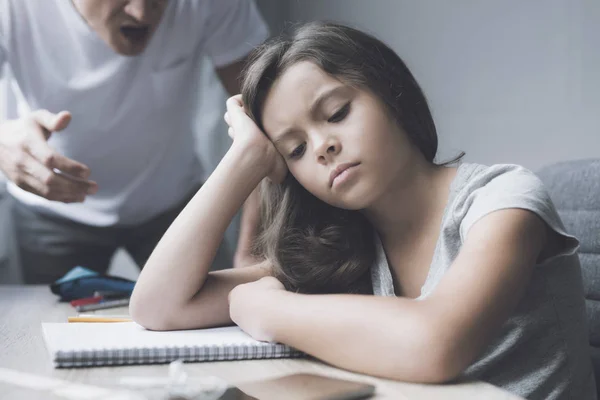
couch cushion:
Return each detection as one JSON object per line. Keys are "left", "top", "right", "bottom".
{"left": 537, "top": 159, "right": 600, "bottom": 390}
{"left": 537, "top": 159, "right": 600, "bottom": 288}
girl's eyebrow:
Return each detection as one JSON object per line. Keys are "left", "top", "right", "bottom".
{"left": 309, "top": 85, "right": 347, "bottom": 117}
{"left": 273, "top": 85, "right": 348, "bottom": 144}
{"left": 273, "top": 128, "right": 300, "bottom": 145}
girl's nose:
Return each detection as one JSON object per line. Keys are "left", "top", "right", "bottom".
{"left": 315, "top": 135, "right": 342, "bottom": 164}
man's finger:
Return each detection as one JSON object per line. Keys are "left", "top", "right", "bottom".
{"left": 22, "top": 155, "right": 97, "bottom": 198}
{"left": 45, "top": 170, "right": 98, "bottom": 198}
{"left": 12, "top": 175, "right": 50, "bottom": 200}
{"left": 30, "top": 110, "right": 72, "bottom": 133}
{"left": 17, "top": 169, "right": 85, "bottom": 203}
{"left": 25, "top": 138, "right": 91, "bottom": 179}
{"left": 53, "top": 111, "right": 72, "bottom": 131}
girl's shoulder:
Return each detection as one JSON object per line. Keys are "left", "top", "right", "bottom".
{"left": 448, "top": 162, "right": 570, "bottom": 244}
{"left": 452, "top": 162, "right": 543, "bottom": 197}
{"left": 451, "top": 162, "right": 549, "bottom": 212}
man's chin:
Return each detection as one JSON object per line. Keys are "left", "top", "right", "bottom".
{"left": 111, "top": 40, "right": 149, "bottom": 56}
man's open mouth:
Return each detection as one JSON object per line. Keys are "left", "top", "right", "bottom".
{"left": 120, "top": 25, "right": 150, "bottom": 42}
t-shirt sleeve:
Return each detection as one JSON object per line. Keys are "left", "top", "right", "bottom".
{"left": 202, "top": 0, "right": 269, "bottom": 68}
{"left": 459, "top": 165, "right": 580, "bottom": 264}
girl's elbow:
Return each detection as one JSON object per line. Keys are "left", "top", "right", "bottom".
{"left": 394, "top": 330, "right": 467, "bottom": 384}
{"left": 416, "top": 336, "right": 470, "bottom": 384}
{"left": 374, "top": 346, "right": 459, "bottom": 384}
{"left": 130, "top": 308, "right": 174, "bottom": 331}
{"left": 419, "top": 348, "right": 466, "bottom": 384}
{"left": 129, "top": 293, "right": 173, "bottom": 331}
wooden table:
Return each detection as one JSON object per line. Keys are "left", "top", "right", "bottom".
{"left": 0, "top": 286, "right": 522, "bottom": 399}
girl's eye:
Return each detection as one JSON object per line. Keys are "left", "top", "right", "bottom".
{"left": 289, "top": 143, "right": 306, "bottom": 159}
{"left": 327, "top": 102, "right": 351, "bottom": 123}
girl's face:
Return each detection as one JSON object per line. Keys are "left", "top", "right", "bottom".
{"left": 262, "top": 62, "right": 418, "bottom": 210}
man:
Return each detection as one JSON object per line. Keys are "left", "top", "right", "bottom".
{"left": 0, "top": 0, "right": 268, "bottom": 283}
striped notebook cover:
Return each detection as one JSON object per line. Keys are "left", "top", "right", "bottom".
{"left": 42, "top": 322, "right": 304, "bottom": 368}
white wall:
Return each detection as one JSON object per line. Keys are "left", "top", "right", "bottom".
{"left": 287, "top": 0, "right": 600, "bottom": 170}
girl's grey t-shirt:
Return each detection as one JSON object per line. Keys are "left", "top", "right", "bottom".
{"left": 371, "top": 163, "right": 596, "bottom": 400}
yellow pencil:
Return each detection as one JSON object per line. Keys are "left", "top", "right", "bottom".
{"left": 68, "top": 316, "right": 132, "bottom": 323}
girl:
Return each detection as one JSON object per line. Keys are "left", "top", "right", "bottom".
{"left": 130, "top": 22, "right": 595, "bottom": 400}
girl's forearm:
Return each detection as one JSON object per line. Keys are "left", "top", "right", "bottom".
{"left": 234, "top": 187, "right": 261, "bottom": 266}
{"left": 131, "top": 144, "right": 267, "bottom": 325}
{"left": 265, "top": 293, "right": 450, "bottom": 383}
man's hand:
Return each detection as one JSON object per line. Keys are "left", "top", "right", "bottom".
{"left": 0, "top": 110, "right": 97, "bottom": 203}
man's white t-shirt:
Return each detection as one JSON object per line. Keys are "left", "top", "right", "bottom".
{"left": 0, "top": 0, "right": 268, "bottom": 226}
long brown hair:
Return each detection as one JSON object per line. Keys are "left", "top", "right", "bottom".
{"left": 241, "top": 21, "right": 450, "bottom": 294}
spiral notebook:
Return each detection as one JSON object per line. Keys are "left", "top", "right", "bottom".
{"left": 42, "top": 322, "right": 304, "bottom": 368}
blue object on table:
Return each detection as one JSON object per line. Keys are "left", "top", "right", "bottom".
{"left": 50, "top": 266, "right": 135, "bottom": 302}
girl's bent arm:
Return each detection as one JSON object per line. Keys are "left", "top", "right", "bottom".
{"left": 257, "top": 209, "right": 547, "bottom": 383}
{"left": 130, "top": 144, "right": 270, "bottom": 331}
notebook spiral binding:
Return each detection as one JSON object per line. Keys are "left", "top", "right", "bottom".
{"left": 54, "top": 343, "right": 305, "bottom": 368}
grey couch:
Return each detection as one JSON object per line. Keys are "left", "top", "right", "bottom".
{"left": 537, "top": 158, "right": 600, "bottom": 391}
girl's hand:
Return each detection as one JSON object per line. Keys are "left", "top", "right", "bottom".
{"left": 224, "top": 95, "right": 287, "bottom": 184}
{"left": 228, "top": 276, "right": 286, "bottom": 342}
